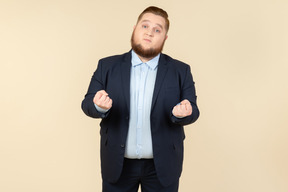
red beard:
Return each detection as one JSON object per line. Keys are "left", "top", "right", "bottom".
{"left": 131, "top": 31, "right": 165, "bottom": 59}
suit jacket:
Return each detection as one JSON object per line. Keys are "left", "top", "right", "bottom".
{"left": 81, "top": 50, "right": 200, "bottom": 187}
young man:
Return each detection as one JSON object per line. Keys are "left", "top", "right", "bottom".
{"left": 82, "top": 6, "right": 200, "bottom": 192}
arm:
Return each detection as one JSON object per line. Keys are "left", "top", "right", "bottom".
{"left": 81, "top": 60, "right": 112, "bottom": 118}
{"left": 170, "top": 65, "right": 200, "bottom": 125}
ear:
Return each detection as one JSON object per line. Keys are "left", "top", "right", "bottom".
{"left": 165, "top": 35, "right": 168, "bottom": 40}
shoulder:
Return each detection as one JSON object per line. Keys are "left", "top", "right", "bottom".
{"left": 95, "top": 51, "right": 131, "bottom": 71}
{"left": 99, "top": 51, "right": 130, "bottom": 64}
{"left": 160, "top": 53, "right": 190, "bottom": 70}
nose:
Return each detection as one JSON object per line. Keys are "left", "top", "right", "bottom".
{"left": 146, "top": 28, "right": 154, "bottom": 37}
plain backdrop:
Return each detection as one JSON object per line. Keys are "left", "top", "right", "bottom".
{"left": 1, "top": 0, "right": 287, "bottom": 192}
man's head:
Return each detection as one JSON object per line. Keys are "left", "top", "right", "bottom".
{"left": 137, "top": 6, "right": 170, "bottom": 32}
{"left": 131, "top": 6, "right": 169, "bottom": 61}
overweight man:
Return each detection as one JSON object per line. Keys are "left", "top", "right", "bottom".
{"left": 81, "top": 6, "right": 200, "bottom": 192}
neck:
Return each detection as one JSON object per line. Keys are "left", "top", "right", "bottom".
{"left": 138, "top": 55, "right": 153, "bottom": 63}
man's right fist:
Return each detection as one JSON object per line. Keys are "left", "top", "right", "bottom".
{"left": 93, "top": 90, "right": 113, "bottom": 110}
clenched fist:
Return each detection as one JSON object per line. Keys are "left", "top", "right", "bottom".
{"left": 172, "top": 99, "right": 192, "bottom": 118}
{"left": 93, "top": 90, "right": 113, "bottom": 110}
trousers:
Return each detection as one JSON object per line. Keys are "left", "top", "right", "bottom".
{"left": 102, "top": 158, "right": 179, "bottom": 192}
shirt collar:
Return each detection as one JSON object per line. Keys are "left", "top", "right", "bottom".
{"left": 131, "top": 50, "right": 160, "bottom": 70}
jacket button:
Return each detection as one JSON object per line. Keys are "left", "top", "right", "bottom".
{"left": 120, "top": 144, "right": 125, "bottom": 148}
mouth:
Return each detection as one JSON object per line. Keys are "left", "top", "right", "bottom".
{"left": 143, "top": 38, "right": 152, "bottom": 43}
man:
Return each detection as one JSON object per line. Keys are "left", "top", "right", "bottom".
{"left": 81, "top": 6, "right": 200, "bottom": 192}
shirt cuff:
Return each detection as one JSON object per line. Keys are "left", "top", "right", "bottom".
{"left": 94, "top": 104, "right": 109, "bottom": 113}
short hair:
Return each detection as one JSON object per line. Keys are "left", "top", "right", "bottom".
{"left": 137, "top": 6, "right": 170, "bottom": 32}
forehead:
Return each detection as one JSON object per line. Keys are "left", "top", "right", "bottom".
{"left": 138, "top": 13, "right": 166, "bottom": 28}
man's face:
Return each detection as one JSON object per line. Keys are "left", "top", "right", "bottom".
{"left": 131, "top": 13, "right": 168, "bottom": 60}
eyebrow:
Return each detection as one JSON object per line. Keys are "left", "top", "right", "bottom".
{"left": 141, "top": 20, "right": 164, "bottom": 30}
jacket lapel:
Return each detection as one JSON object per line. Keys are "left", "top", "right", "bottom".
{"left": 151, "top": 54, "right": 168, "bottom": 110}
{"left": 121, "top": 51, "right": 132, "bottom": 112}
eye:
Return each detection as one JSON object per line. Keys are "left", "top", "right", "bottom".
{"left": 142, "top": 25, "right": 148, "bottom": 29}
{"left": 155, "top": 29, "right": 161, "bottom": 33}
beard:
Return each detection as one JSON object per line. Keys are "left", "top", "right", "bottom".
{"left": 131, "top": 31, "right": 165, "bottom": 59}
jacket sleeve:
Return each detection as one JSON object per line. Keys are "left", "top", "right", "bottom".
{"left": 81, "top": 60, "right": 110, "bottom": 119}
{"left": 170, "top": 65, "right": 200, "bottom": 126}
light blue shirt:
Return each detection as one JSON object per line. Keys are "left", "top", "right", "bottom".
{"left": 95, "top": 50, "right": 160, "bottom": 159}
{"left": 124, "top": 51, "right": 159, "bottom": 159}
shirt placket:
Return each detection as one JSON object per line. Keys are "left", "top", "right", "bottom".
{"left": 136, "top": 63, "right": 149, "bottom": 158}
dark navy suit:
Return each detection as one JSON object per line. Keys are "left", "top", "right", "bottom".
{"left": 81, "top": 50, "right": 199, "bottom": 187}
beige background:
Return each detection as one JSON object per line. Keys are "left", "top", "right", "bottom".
{"left": 1, "top": 0, "right": 287, "bottom": 191}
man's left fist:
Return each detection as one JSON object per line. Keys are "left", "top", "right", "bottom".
{"left": 172, "top": 99, "right": 192, "bottom": 118}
